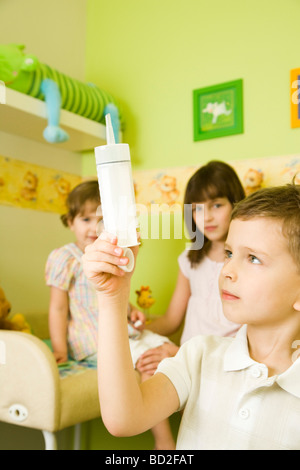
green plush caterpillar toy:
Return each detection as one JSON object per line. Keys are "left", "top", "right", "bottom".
{"left": 0, "top": 44, "right": 123, "bottom": 143}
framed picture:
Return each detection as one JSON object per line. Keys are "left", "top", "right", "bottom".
{"left": 290, "top": 68, "right": 300, "bottom": 128}
{"left": 193, "top": 79, "right": 243, "bottom": 141}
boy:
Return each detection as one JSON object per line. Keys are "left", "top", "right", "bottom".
{"left": 82, "top": 184, "right": 300, "bottom": 450}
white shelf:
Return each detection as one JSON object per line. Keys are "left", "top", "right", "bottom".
{"left": 0, "top": 88, "right": 109, "bottom": 151}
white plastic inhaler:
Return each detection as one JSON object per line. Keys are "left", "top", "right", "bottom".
{"left": 94, "top": 114, "right": 138, "bottom": 272}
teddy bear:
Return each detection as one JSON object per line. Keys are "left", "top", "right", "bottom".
{"left": 0, "top": 286, "right": 31, "bottom": 333}
{"left": 54, "top": 176, "right": 71, "bottom": 204}
{"left": 156, "top": 175, "right": 180, "bottom": 206}
{"left": 20, "top": 171, "right": 38, "bottom": 201}
{"left": 243, "top": 168, "right": 264, "bottom": 196}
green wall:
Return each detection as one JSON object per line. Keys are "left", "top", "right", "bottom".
{"left": 85, "top": 0, "right": 300, "bottom": 171}
{"left": 83, "top": 1, "right": 300, "bottom": 447}
{"left": 84, "top": 0, "right": 300, "bottom": 315}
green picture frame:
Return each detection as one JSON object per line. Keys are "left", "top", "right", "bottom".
{"left": 193, "top": 79, "right": 243, "bottom": 141}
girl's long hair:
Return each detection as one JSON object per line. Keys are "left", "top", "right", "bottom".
{"left": 184, "top": 161, "right": 245, "bottom": 267}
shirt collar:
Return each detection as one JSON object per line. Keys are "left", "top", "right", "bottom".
{"left": 224, "top": 324, "right": 300, "bottom": 398}
{"left": 224, "top": 325, "right": 256, "bottom": 372}
{"left": 276, "top": 357, "right": 300, "bottom": 398}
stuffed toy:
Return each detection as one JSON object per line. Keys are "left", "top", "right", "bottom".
{"left": 135, "top": 286, "right": 155, "bottom": 311}
{"left": 0, "top": 286, "right": 31, "bottom": 333}
{"left": 0, "top": 43, "right": 123, "bottom": 144}
{"left": 156, "top": 175, "right": 180, "bottom": 206}
{"left": 243, "top": 168, "right": 264, "bottom": 196}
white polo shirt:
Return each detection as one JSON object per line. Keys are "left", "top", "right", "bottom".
{"left": 156, "top": 325, "right": 300, "bottom": 450}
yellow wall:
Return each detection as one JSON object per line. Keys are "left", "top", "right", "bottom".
{"left": 0, "top": 0, "right": 88, "bottom": 450}
{"left": 0, "top": 0, "right": 87, "bottom": 81}
{"left": 0, "top": 0, "right": 87, "bottom": 314}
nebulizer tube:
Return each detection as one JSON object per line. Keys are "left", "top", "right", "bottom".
{"left": 94, "top": 114, "right": 138, "bottom": 272}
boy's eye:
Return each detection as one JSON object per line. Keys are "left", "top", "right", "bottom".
{"left": 249, "top": 255, "right": 261, "bottom": 265}
{"left": 224, "top": 249, "right": 232, "bottom": 259}
{"left": 82, "top": 217, "right": 90, "bottom": 222}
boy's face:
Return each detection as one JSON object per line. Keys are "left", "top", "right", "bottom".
{"left": 68, "top": 200, "right": 103, "bottom": 251}
{"left": 219, "top": 217, "right": 300, "bottom": 327}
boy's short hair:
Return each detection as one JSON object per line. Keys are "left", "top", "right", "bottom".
{"left": 231, "top": 184, "right": 300, "bottom": 270}
{"left": 61, "top": 180, "right": 100, "bottom": 226}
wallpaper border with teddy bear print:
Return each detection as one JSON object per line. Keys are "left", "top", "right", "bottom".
{"left": 0, "top": 153, "right": 300, "bottom": 214}
{"left": 133, "top": 153, "right": 300, "bottom": 209}
{"left": 0, "top": 154, "right": 82, "bottom": 214}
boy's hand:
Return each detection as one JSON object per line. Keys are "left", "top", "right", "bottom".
{"left": 82, "top": 231, "right": 138, "bottom": 297}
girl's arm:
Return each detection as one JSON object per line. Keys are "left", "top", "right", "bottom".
{"left": 136, "top": 271, "right": 190, "bottom": 375}
{"left": 48, "top": 286, "right": 69, "bottom": 363}
{"left": 147, "top": 269, "right": 191, "bottom": 336}
{"left": 128, "top": 303, "right": 146, "bottom": 331}
{"left": 82, "top": 232, "right": 180, "bottom": 437}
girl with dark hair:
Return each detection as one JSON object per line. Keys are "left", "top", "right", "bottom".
{"left": 137, "top": 161, "right": 245, "bottom": 375}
